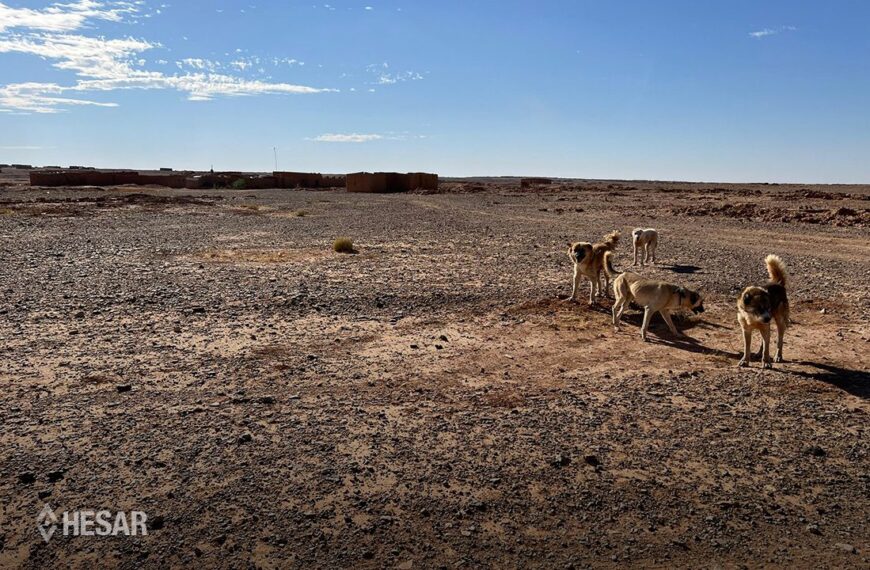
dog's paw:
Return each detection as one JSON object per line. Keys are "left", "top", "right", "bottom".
{"left": 774, "top": 354, "right": 784, "bottom": 363}
{"left": 762, "top": 360, "right": 773, "bottom": 370}
{"left": 737, "top": 359, "right": 749, "bottom": 368}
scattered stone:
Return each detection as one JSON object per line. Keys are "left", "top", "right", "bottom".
{"left": 258, "top": 395, "right": 276, "bottom": 404}
{"left": 584, "top": 454, "right": 601, "bottom": 467}
{"left": 149, "top": 515, "right": 165, "bottom": 530}
{"left": 116, "top": 384, "right": 132, "bottom": 393}
{"left": 238, "top": 433, "right": 253, "bottom": 444}
{"left": 803, "top": 446, "right": 826, "bottom": 457}
{"left": 551, "top": 454, "right": 571, "bottom": 468}
{"left": 47, "top": 470, "right": 65, "bottom": 483}
{"left": 834, "top": 543, "right": 856, "bottom": 554}
{"left": 18, "top": 472, "right": 36, "bottom": 485}
{"left": 806, "top": 524, "right": 821, "bottom": 535}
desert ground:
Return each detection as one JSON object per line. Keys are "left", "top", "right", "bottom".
{"left": 1, "top": 169, "right": 868, "bottom": 568}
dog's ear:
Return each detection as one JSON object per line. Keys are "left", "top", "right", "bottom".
{"left": 690, "top": 291, "right": 699, "bottom": 305}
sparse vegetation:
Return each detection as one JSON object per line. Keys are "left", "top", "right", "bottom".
{"left": 333, "top": 237, "right": 355, "bottom": 253}
{"left": 0, "top": 208, "right": 15, "bottom": 216}
{"left": 293, "top": 209, "right": 308, "bottom": 217}
{"left": 231, "top": 178, "right": 247, "bottom": 190}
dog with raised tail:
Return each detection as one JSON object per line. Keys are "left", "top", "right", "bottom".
{"left": 737, "top": 255, "right": 790, "bottom": 368}
{"left": 631, "top": 228, "right": 658, "bottom": 266}
{"left": 566, "top": 230, "right": 620, "bottom": 304}
{"left": 606, "top": 251, "right": 705, "bottom": 341}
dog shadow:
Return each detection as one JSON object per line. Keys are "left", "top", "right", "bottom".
{"left": 660, "top": 264, "right": 703, "bottom": 274}
{"left": 603, "top": 306, "right": 739, "bottom": 358}
{"left": 790, "top": 361, "right": 870, "bottom": 400}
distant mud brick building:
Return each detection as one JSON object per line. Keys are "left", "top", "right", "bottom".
{"left": 346, "top": 172, "right": 438, "bottom": 193}
{"left": 320, "top": 175, "right": 347, "bottom": 188}
{"left": 520, "top": 177, "right": 552, "bottom": 188}
{"left": 273, "top": 171, "right": 325, "bottom": 189}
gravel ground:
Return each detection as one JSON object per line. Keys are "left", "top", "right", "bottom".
{"left": 1, "top": 178, "right": 868, "bottom": 569}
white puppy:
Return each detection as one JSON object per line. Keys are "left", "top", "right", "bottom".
{"left": 632, "top": 228, "right": 658, "bottom": 267}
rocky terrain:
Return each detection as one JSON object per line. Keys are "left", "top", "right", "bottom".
{"left": 1, "top": 173, "right": 868, "bottom": 568}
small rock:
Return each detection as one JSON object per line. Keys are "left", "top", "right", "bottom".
{"left": 584, "top": 454, "right": 601, "bottom": 467}
{"left": 834, "top": 543, "right": 856, "bottom": 554}
{"left": 806, "top": 524, "right": 821, "bottom": 535}
{"left": 551, "top": 454, "right": 571, "bottom": 468}
{"left": 439, "top": 335, "right": 448, "bottom": 342}
{"left": 258, "top": 395, "right": 276, "bottom": 405}
{"left": 47, "top": 470, "right": 65, "bottom": 483}
{"left": 237, "top": 433, "right": 253, "bottom": 444}
{"left": 74, "top": 311, "right": 85, "bottom": 319}
{"left": 18, "top": 472, "right": 36, "bottom": 485}
{"left": 149, "top": 515, "right": 165, "bottom": 530}
{"left": 803, "top": 446, "right": 826, "bottom": 457}
{"left": 116, "top": 384, "right": 132, "bottom": 393}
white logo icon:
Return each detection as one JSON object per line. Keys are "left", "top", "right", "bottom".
{"left": 37, "top": 504, "right": 58, "bottom": 543}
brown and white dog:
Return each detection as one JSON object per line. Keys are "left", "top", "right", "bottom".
{"left": 606, "top": 252, "right": 705, "bottom": 341}
{"left": 737, "top": 255, "right": 789, "bottom": 368}
{"left": 566, "top": 231, "right": 620, "bottom": 304}
{"left": 631, "top": 228, "right": 658, "bottom": 266}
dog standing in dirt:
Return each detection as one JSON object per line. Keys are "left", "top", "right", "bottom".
{"left": 605, "top": 252, "right": 705, "bottom": 341}
{"left": 737, "top": 255, "right": 789, "bottom": 368}
{"left": 632, "top": 228, "right": 658, "bottom": 266}
{"left": 566, "top": 231, "right": 620, "bottom": 304}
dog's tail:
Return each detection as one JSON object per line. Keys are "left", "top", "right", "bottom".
{"left": 602, "top": 230, "right": 621, "bottom": 250}
{"left": 765, "top": 254, "right": 787, "bottom": 287}
{"left": 603, "top": 251, "right": 621, "bottom": 278}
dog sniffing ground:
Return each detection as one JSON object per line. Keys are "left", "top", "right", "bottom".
{"left": 1, "top": 178, "right": 868, "bottom": 568}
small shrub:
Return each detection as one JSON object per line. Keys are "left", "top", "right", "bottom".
{"left": 231, "top": 178, "right": 247, "bottom": 190}
{"left": 333, "top": 237, "right": 355, "bottom": 254}
{"left": 293, "top": 210, "right": 308, "bottom": 217}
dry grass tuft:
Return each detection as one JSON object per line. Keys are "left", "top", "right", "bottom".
{"left": 333, "top": 237, "right": 356, "bottom": 254}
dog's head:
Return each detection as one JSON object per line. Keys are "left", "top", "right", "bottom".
{"left": 738, "top": 286, "right": 772, "bottom": 323}
{"left": 567, "top": 242, "right": 592, "bottom": 264}
{"left": 688, "top": 290, "right": 705, "bottom": 314}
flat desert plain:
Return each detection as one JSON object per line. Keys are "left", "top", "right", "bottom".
{"left": 1, "top": 174, "right": 868, "bottom": 568}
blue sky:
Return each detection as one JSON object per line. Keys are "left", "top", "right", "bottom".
{"left": 1, "top": 1, "right": 869, "bottom": 182}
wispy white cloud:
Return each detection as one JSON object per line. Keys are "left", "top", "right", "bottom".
{"left": 307, "top": 131, "right": 426, "bottom": 143}
{"left": 366, "top": 62, "right": 425, "bottom": 86}
{"left": 749, "top": 25, "right": 797, "bottom": 38}
{"left": 0, "top": 0, "right": 136, "bottom": 33}
{"left": 308, "top": 133, "right": 383, "bottom": 143}
{"left": 0, "top": 145, "right": 53, "bottom": 150}
{"left": 0, "top": 0, "right": 335, "bottom": 113}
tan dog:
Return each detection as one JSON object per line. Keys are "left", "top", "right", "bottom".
{"left": 566, "top": 231, "right": 620, "bottom": 304}
{"left": 631, "top": 228, "right": 658, "bottom": 266}
{"left": 606, "top": 252, "right": 705, "bottom": 341}
{"left": 737, "top": 255, "right": 789, "bottom": 368}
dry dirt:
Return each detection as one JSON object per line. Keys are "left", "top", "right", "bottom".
{"left": 1, "top": 174, "right": 868, "bottom": 569}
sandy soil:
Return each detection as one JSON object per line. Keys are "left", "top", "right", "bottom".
{"left": 1, "top": 174, "right": 868, "bottom": 568}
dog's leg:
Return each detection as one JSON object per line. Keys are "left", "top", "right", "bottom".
{"left": 567, "top": 266, "right": 580, "bottom": 302}
{"left": 660, "top": 310, "right": 683, "bottom": 338}
{"left": 738, "top": 327, "right": 752, "bottom": 367}
{"left": 760, "top": 325, "right": 773, "bottom": 369}
{"left": 774, "top": 314, "right": 786, "bottom": 363}
{"left": 650, "top": 243, "right": 657, "bottom": 264}
{"left": 612, "top": 297, "right": 621, "bottom": 328}
{"left": 602, "top": 271, "right": 610, "bottom": 298}
{"left": 640, "top": 307, "right": 653, "bottom": 341}
{"left": 588, "top": 277, "right": 596, "bottom": 305}
{"left": 632, "top": 244, "right": 638, "bottom": 266}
